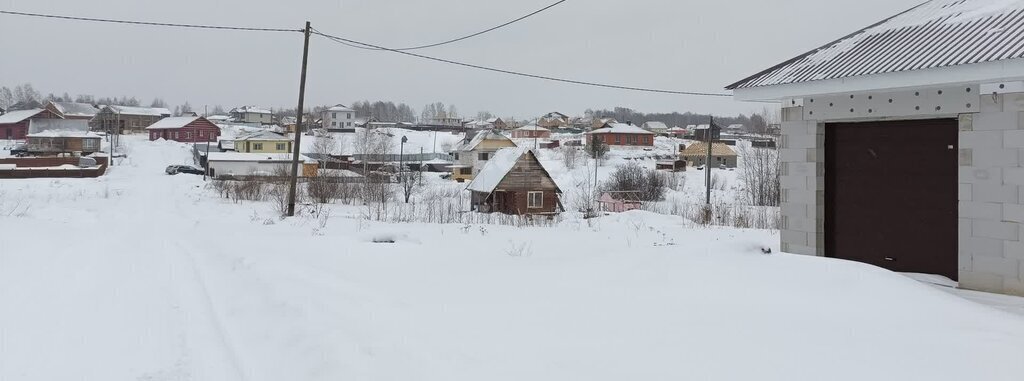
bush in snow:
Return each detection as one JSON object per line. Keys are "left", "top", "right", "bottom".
{"left": 738, "top": 145, "right": 781, "bottom": 207}
{"left": 601, "top": 162, "right": 668, "bottom": 202}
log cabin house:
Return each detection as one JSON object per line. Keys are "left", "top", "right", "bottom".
{"left": 466, "top": 147, "right": 562, "bottom": 215}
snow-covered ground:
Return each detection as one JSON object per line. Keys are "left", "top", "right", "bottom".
{"left": 2, "top": 137, "right": 1024, "bottom": 380}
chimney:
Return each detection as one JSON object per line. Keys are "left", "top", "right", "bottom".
{"left": 626, "top": 121, "right": 633, "bottom": 126}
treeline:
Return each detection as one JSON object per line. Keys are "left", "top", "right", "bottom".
{"left": 585, "top": 107, "right": 771, "bottom": 132}
{"left": 0, "top": 82, "right": 215, "bottom": 117}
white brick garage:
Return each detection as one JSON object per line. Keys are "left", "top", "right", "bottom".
{"left": 728, "top": 0, "right": 1024, "bottom": 296}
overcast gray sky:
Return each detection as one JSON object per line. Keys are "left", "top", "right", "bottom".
{"left": 0, "top": 0, "right": 922, "bottom": 119}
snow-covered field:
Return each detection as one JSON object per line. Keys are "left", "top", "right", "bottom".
{"left": 2, "top": 137, "right": 1024, "bottom": 380}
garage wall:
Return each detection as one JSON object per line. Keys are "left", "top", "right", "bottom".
{"left": 958, "top": 93, "right": 1024, "bottom": 295}
{"left": 778, "top": 85, "right": 1024, "bottom": 296}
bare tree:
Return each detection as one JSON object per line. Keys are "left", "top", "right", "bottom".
{"left": 561, "top": 146, "right": 580, "bottom": 170}
{"left": 738, "top": 144, "right": 781, "bottom": 206}
{"left": 0, "top": 87, "right": 13, "bottom": 110}
{"left": 400, "top": 165, "right": 421, "bottom": 203}
{"left": 308, "top": 136, "right": 342, "bottom": 204}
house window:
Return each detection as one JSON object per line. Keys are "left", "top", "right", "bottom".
{"left": 453, "top": 153, "right": 459, "bottom": 160}
{"left": 82, "top": 139, "right": 99, "bottom": 149}
{"left": 615, "top": 135, "right": 621, "bottom": 145}
{"left": 276, "top": 143, "right": 287, "bottom": 151}
{"left": 459, "top": 168, "right": 472, "bottom": 175}
{"left": 173, "top": 131, "right": 179, "bottom": 139}
{"left": 333, "top": 112, "right": 337, "bottom": 118}
{"left": 254, "top": 143, "right": 264, "bottom": 150}
{"left": 332, "top": 121, "right": 337, "bottom": 127}
{"left": 347, "top": 113, "right": 352, "bottom": 119}
{"left": 528, "top": 191, "right": 543, "bottom": 208}
{"left": 479, "top": 152, "right": 490, "bottom": 161}
{"left": 346, "top": 122, "right": 351, "bottom": 127}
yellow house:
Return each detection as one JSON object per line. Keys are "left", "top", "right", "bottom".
{"left": 234, "top": 131, "right": 293, "bottom": 153}
{"left": 449, "top": 131, "right": 518, "bottom": 182}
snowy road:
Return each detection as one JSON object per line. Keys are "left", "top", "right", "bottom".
{"left": 2, "top": 137, "right": 1024, "bottom": 380}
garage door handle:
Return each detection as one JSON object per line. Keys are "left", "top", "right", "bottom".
{"left": 884, "top": 257, "right": 895, "bottom": 261}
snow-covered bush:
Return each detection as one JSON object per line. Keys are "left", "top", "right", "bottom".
{"left": 602, "top": 162, "right": 668, "bottom": 201}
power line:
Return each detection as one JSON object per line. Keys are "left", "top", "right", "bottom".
{"left": 312, "top": 29, "right": 733, "bottom": 97}
{"left": 0, "top": 10, "right": 302, "bottom": 32}
{"left": 377, "top": 0, "right": 566, "bottom": 51}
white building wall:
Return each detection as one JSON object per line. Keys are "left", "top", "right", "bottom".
{"left": 322, "top": 110, "right": 354, "bottom": 129}
{"left": 777, "top": 83, "right": 1024, "bottom": 296}
{"left": 209, "top": 161, "right": 290, "bottom": 177}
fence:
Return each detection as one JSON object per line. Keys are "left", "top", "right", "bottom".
{"left": 0, "top": 156, "right": 108, "bottom": 179}
{"left": 353, "top": 152, "right": 452, "bottom": 163}
{"left": 640, "top": 200, "right": 780, "bottom": 230}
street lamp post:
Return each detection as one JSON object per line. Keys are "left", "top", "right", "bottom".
{"left": 399, "top": 135, "right": 408, "bottom": 183}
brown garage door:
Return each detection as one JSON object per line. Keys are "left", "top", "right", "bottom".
{"left": 825, "top": 119, "right": 958, "bottom": 280}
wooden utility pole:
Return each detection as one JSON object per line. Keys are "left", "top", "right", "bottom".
{"left": 705, "top": 116, "right": 713, "bottom": 205}
{"left": 286, "top": 21, "right": 312, "bottom": 217}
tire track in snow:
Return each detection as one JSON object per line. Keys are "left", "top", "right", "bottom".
{"left": 176, "top": 241, "right": 249, "bottom": 381}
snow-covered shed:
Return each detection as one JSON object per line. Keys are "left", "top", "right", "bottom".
{"left": 466, "top": 147, "right": 562, "bottom": 215}
{"left": 727, "top": 0, "right": 1024, "bottom": 296}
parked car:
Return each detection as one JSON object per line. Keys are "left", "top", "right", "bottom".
{"left": 165, "top": 165, "right": 204, "bottom": 175}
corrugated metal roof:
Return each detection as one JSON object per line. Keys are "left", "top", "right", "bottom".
{"left": 727, "top": 0, "right": 1024, "bottom": 89}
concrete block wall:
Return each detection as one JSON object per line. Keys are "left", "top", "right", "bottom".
{"left": 959, "top": 95, "right": 1024, "bottom": 296}
{"left": 779, "top": 106, "right": 825, "bottom": 256}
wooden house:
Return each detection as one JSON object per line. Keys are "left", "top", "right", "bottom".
{"left": 0, "top": 108, "right": 63, "bottom": 140}
{"left": 25, "top": 130, "right": 103, "bottom": 155}
{"left": 510, "top": 125, "right": 551, "bottom": 139}
{"left": 680, "top": 142, "right": 738, "bottom": 168}
{"left": 45, "top": 101, "right": 100, "bottom": 120}
{"left": 538, "top": 112, "right": 570, "bottom": 128}
{"left": 146, "top": 116, "right": 221, "bottom": 143}
{"left": 92, "top": 105, "right": 171, "bottom": 134}
{"left": 466, "top": 147, "right": 562, "bottom": 215}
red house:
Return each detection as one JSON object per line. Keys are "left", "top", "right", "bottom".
{"left": 587, "top": 122, "right": 655, "bottom": 147}
{"left": 0, "top": 108, "right": 63, "bottom": 140}
{"left": 146, "top": 116, "right": 221, "bottom": 142}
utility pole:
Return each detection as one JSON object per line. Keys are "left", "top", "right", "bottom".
{"left": 705, "top": 116, "right": 713, "bottom": 205}
{"left": 286, "top": 21, "right": 312, "bottom": 217}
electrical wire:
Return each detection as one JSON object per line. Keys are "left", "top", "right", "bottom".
{"left": 312, "top": 29, "right": 733, "bottom": 97}
{"left": 0, "top": 10, "right": 302, "bottom": 32}
{"left": 379, "top": 0, "right": 565, "bottom": 51}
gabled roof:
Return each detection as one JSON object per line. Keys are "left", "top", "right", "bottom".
{"left": 466, "top": 147, "right": 560, "bottom": 194}
{"left": 0, "top": 108, "right": 47, "bottom": 124}
{"left": 642, "top": 121, "right": 668, "bottom": 130}
{"left": 514, "top": 125, "right": 550, "bottom": 132}
{"left": 27, "top": 130, "right": 101, "bottom": 138}
{"left": 234, "top": 130, "right": 291, "bottom": 141}
{"left": 29, "top": 119, "right": 89, "bottom": 134}
{"left": 106, "top": 105, "right": 172, "bottom": 117}
{"left": 146, "top": 116, "right": 203, "bottom": 130}
{"left": 456, "top": 131, "right": 515, "bottom": 152}
{"left": 231, "top": 106, "right": 272, "bottom": 114}
{"left": 326, "top": 104, "right": 354, "bottom": 112}
{"left": 681, "top": 142, "right": 738, "bottom": 157}
{"left": 49, "top": 101, "right": 100, "bottom": 117}
{"left": 727, "top": 0, "right": 1024, "bottom": 90}
{"left": 589, "top": 123, "right": 654, "bottom": 135}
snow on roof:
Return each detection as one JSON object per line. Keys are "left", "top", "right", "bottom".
{"left": 681, "top": 142, "right": 738, "bottom": 157}
{"left": 207, "top": 115, "right": 230, "bottom": 121}
{"left": 667, "top": 126, "right": 687, "bottom": 132}
{"left": 727, "top": 0, "right": 1024, "bottom": 89}
{"left": 231, "top": 106, "right": 272, "bottom": 114}
{"left": 486, "top": 117, "right": 501, "bottom": 123}
{"left": 234, "top": 130, "right": 291, "bottom": 141}
{"left": 207, "top": 152, "right": 313, "bottom": 163}
{"left": 643, "top": 121, "right": 668, "bottom": 130}
{"left": 27, "top": 130, "right": 102, "bottom": 138}
{"left": 0, "top": 109, "right": 45, "bottom": 124}
{"left": 466, "top": 147, "right": 555, "bottom": 194}
{"left": 588, "top": 123, "right": 654, "bottom": 135}
{"left": 50, "top": 101, "right": 99, "bottom": 117}
{"left": 514, "top": 125, "right": 550, "bottom": 132}
{"left": 458, "top": 130, "right": 515, "bottom": 151}
{"left": 146, "top": 116, "right": 201, "bottom": 130}
{"left": 691, "top": 124, "right": 711, "bottom": 130}
{"left": 107, "top": 105, "right": 172, "bottom": 117}
{"left": 326, "top": 104, "right": 354, "bottom": 112}
{"left": 28, "top": 119, "right": 89, "bottom": 134}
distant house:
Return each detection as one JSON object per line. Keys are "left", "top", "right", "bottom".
{"left": 322, "top": 104, "right": 355, "bottom": 130}
{"left": 233, "top": 130, "right": 292, "bottom": 153}
{"left": 680, "top": 142, "right": 737, "bottom": 168}
{"left": 592, "top": 117, "right": 617, "bottom": 130}
{"left": 726, "top": 124, "right": 745, "bottom": 133}
{"left": 45, "top": 101, "right": 100, "bottom": 120}
{"left": 25, "top": 130, "right": 103, "bottom": 155}
{"left": 587, "top": 122, "right": 655, "bottom": 147}
{"left": 145, "top": 116, "right": 221, "bottom": 143}
{"left": 92, "top": 105, "right": 172, "bottom": 134}
{"left": 467, "top": 147, "right": 562, "bottom": 215}
{"left": 207, "top": 115, "right": 231, "bottom": 122}
{"left": 666, "top": 126, "right": 687, "bottom": 136}
{"left": 642, "top": 121, "right": 669, "bottom": 133}
{"left": 488, "top": 117, "right": 507, "bottom": 130}
{"left": 206, "top": 152, "right": 317, "bottom": 179}
{"left": 229, "top": 106, "right": 274, "bottom": 125}
{"left": 0, "top": 108, "right": 63, "bottom": 140}
{"left": 690, "top": 124, "right": 722, "bottom": 141}
{"left": 449, "top": 130, "right": 517, "bottom": 182}
{"left": 511, "top": 125, "right": 551, "bottom": 139}
{"left": 538, "top": 112, "right": 570, "bottom": 128}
